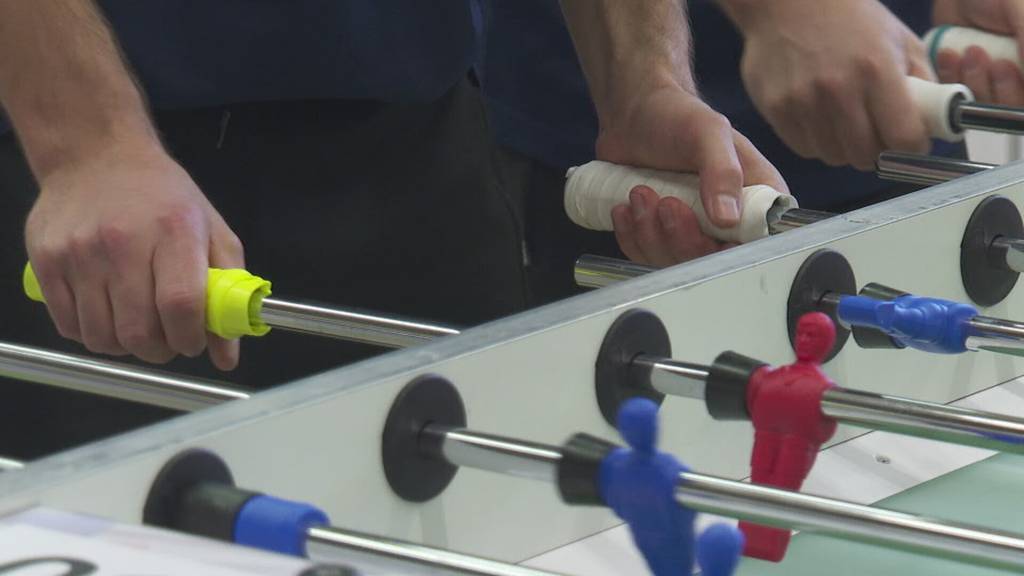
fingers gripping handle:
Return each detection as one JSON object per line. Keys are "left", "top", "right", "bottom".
{"left": 23, "top": 264, "right": 272, "bottom": 339}
{"left": 564, "top": 161, "right": 797, "bottom": 243}
{"left": 925, "top": 26, "right": 1021, "bottom": 71}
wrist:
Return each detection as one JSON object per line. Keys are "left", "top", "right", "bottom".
{"left": 25, "top": 109, "right": 163, "bottom": 184}
{"left": 595, "top": 69, "right": 696, "bottom": 134}
{"left": 34, "top": 126, "right": 167, "bottom": 193}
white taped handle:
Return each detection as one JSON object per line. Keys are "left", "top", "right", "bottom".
{"left": 563, "top": 161, "right": 797, "bottom": 244}
{"left": 924, "top": 26, "right": 1021, "bottom": 70}
{"left": 906, "top": 76, "right": 973, "bottom": 142}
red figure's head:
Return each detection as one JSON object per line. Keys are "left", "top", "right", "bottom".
{"left": 795, "top": 312, "right": 836, "bottom": 364}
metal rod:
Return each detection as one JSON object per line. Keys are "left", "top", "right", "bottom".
{"left": 430, "top": 426, "right": 562, "bottom": 483}
{"left": 0, "top": 457, "right": 24, "bottom": 471}
{"left": 636, "top": 354, "right": 1024, "bottom": 454}
{"left": 877, "top": 152, "right": 994, "bottom": 185}
{"left": 676, "top": 471, "right": 1024, "bottom": 572}
{"left": 0, "top": 342, "right": 248, "bottom": 412}
{"left": 632, "top": 354, "right": 708, "bottom": 400}
{"left": 259, "top": 297, "right": 459, "bottom": 349}
{"left": 573, "top": 255, "right": 655, "bottom": 289}
{"left": 766, "top": 206, "right": 834, "bottom": 235}
{"left": 989, "top": 236, "right": 1024, "bottom": 275}
{"left": 965, "top": 316, "right": 1024, "bottom": 357}
{"left": 431, "top": 426, "right": 1024, "bottom": 571}
{"left": 957, "top": 101, "right": 1024, "bottom": 135}
{"left": 306, "top": 525, "right": 565, "bottom": 576}
{"left": 820, "top": 387, "right": 1024, "bottom": 454}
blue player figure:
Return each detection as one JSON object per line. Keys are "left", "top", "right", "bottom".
{"left": 838, "top": 293, "right": 979, "bottom": 353}
{"left": 600, "top": 398, "right": 745, "bottom": 576}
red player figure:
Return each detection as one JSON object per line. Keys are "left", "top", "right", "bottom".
{"left": 740, "top": 312, "right": 838, "bottom": 562}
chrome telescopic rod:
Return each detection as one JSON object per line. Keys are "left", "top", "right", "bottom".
{"left": 676, "top": 472, "right": 1024, "bottom": 572}
{"left": 259, "top": 298, "right": 460, "bottom": 349}
{"left": 430, "top": 426, "right": 563, "bottom": 483}
{"left": 957, "top": 101, "right": 1024, "bottom": 135}
{"left": 965, "top": 316, "right": 1024, "bottom": 357}
{"left": 876, "top": 152, "right": 995, "bottom": 186}
{"left": 633, "top": 354, "right": 1024, "bottom": 454}
{"left": 429, "top": 425, "right": 1024, "bottom": 571}
{"left": 306, "top": 526, "right": 565, "bottom": 576}
{"left": 765, "top": 205, "right": 834, "bottom": 234}
{"left": 0, "top": 341, "right": 249, "bottom": 412}
{"left": 988, "top": 236, "right": 1024, "bottom": 275}
{"left": 573, "top": 255, "right": 656, "bottom": 289}
{"left": 0, "top": 457, "right": 24, "bottom": 471}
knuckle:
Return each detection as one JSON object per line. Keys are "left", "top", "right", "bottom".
{"left": 789, "top": 86, "right": 815, "bottom": 109}
{"left": 856, "top": 56, "right": 883, "bottom": 80}
{"left": 117, "top": 324, "right": 157, "bottom": 352}
{"left": 83, "top": 335, "right": 118, "bottom": 356}
{"left": 157, "top": 206, "right": 201, "bottom": 236}
{"left": 158, "top": 286, "right": 204, "bottom": 318}
{"left": 813, "top": 75, "right": 846, "bottom": 99}
{"left": 98, "top": 223, "right": 132, "bottom": 257}
{"left": 67, "top": 233, "right": 97, "bottom": 259}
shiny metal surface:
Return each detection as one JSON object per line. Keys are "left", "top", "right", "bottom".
{"left": 434, "top": 424, "right": 1024, "bottom": 570}
{"left": 632, "top": 354, "right": 708, "bottom": 400}
{"left": 876, "top": 152, "right": 994, "bottom": 186}
{"left": 306, "top": 526, "right": 563, "bottom": 576}
{"left": 433, "top": 426, "right": 562, "bottom": 482}
{"left": 259, "top": 297, "right": 459, "bottom": 349}
{"left": 573, "top": 255, "right": 655, "bottom": 289}
{"left": 958, "top": 102, "right": 1024, "bottom": 135}
{"left": 766, "top": 206, "right": 834, "bottom": 234}
{"left": 0, "top": 458, "right": 24, "bottom": 471}
{"left": 990, "top": 236, "right": 1024, "bottom": 274}
{"left": 0, "top": 342, "right": 248, "bottom": 412}
{"left": 821, "top": 387, "right": 1024, "bottom": 454}
{"left": 966, "top": 316, "right": 1024, "bottom": 357}
{"left": 678, "top": 471, "right": 1024, "bottom": 571}
{"left": 635, "top": 351, "right": 1024, "bottom": 454}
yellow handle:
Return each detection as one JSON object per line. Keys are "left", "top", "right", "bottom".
{"left": 24, "top": 263, "right": 272, "bottom": 339}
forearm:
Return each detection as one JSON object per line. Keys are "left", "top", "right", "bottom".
{"left": 559, "top": 0, "right": 696, "bottom": 125}
{"left": 0, "top": 0, "right": 159, "bottom": 179}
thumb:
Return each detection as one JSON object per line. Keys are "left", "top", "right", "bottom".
{"left": 694, "top": 112, "right": 744, "bottom": 229}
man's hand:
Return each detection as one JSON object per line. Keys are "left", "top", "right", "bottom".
{"left": 0, "top": 1, "right": 244, "bottom": 369}
{"left": 721, "top": 0, "right": 933, "bottom": 170}
{"left": 25, "top": 142, "right": 245, "bottom": 369}
{"left": 933, "top": 0, "right": 1024, "bottom": 106}
{"left": 597, "top": 86, "right": 785, "bottom": 267}
{"left": 560, "top": 0, "right": 787, "bottom": 267}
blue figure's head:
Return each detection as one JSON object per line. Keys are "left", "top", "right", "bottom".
{"left": 697, "top": 524, "right": 745, "bottom": 576}
{"left": 617, "top": 397, "right": 660, "bottom": 455}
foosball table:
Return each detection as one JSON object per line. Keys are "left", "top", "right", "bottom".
{"left": 7, "top": 25, "right": 1024, "bottom": 576}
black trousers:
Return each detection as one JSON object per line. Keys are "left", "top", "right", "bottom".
{"left": 0, "top": 79, "right": 529, "bottom": 458}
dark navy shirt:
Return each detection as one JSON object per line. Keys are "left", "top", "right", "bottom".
{"left": 0, "top": 1, "right": 475, "bottom": 128}
{"left": 480, "top": 1, "right": 947, "bottom": 210}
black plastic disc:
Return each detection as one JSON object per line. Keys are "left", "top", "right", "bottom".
{"left": 961, "top": 195, "right": 1023, "bottom": 307}
{"left": 786, "top": 249, "right": 856, "bottom": 362}
{"left": 382, "top": 374, "right": 466, "bottom": 502}
{"left": 594, "top": 309, "right": 672, "bottom": 426}
{"left": 143, "top": 449, "right": 235, "bottom": 532}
